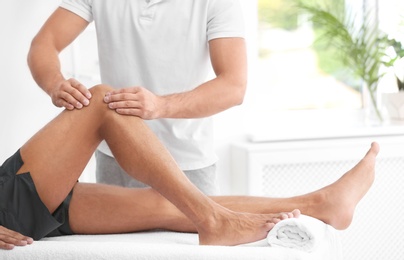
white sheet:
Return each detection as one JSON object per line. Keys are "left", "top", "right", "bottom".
{"left": 3, "top": 220, "right": 341, "bottom": 260}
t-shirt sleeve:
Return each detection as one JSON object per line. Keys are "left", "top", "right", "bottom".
{"left": 207, "top": 0, "right": 245, "bottom": 41}
{"left": 60, "top": 0, "right": 94, "bottom": 22}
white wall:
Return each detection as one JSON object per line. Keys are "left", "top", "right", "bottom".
{"left": 0, "top": 0, "right": 258, "bottom": 193}
{"left": 0, "top": 1, "right": 63, "bottom": 162}
{"left": 214, "top": 0, "right": 258, "bottom": 194}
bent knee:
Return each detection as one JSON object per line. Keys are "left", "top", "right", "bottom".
{"left": 86, "top": 84, "right": 114, "bottom": 109}
{"left": 89, "top": 84, "right": 114, "bottom": 97}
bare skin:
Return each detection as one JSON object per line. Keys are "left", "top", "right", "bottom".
{"left": 0, "top": 85, "right": 378, "bottom": 250}
{"left": 67, "top": 141, "right": 378, "bottom": 235}
{"left": 0, "top": 85, "right": 295, "bottom": 250}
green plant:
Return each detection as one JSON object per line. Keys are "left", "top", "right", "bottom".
{"left": 258, "top": 0, "right": 299, "bottom": 30}
{"left": 384, "top": 37, "right": 404, "bottom": 90}
{"left": 397, "top": 77, "right": 404, "bottom": 91}
{"left": 295, "top": 0, "right": 403, "bottom": 121}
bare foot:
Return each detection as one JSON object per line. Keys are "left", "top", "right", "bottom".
{"left": 307, "top": 142, "right": 379, "bottom": 229}
{"left": 197, "top": 207, "right": 300, "bottom": 246}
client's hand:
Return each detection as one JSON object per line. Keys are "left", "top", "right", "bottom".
{"left": 0, "top": 226, "right": 33, "bottom": 250}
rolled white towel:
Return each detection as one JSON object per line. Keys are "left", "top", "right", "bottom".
{"left": 267, "top": 215, "right": 327, "bottom": 252}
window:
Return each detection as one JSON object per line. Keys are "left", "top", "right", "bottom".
{"left": 250, "top": 0, "right": 403, "bottom": 115}
{"left": 254, "top": 0, "right": 361, "bottom": 112}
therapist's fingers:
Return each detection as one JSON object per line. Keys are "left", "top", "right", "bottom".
{"left": 69, "top": 78, "right": 92, "bottom": 100}
{"left": 103, "top": 86, "right": 163, "bottom": 119}
{"left": 52, "top": 79, "right": 92, "bottom": 110}
{"left": 104, "top": 86, "right": 142, "bottom": 102}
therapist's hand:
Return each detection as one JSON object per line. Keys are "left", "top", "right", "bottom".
{"left": 0, "top": 226, "right": 33, "bottom": 250}
{"left": 104, "top": 86, "right": 163, "bottom": 119}
{"left": 50, "top": 78, "right": 92, "bottom": 110}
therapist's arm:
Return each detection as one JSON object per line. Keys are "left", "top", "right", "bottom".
{"left": 104, "top": 37, "right": 247, "bottom": 119}
{"left": 163, "top": 37, "right": 248, "bottom": 118}
{"left": 28, "top": 7, "right": 92, "bottom": 110}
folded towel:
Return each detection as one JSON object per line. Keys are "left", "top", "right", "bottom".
{"left": 267, "top": 215, "right": 327, "bottom": 252}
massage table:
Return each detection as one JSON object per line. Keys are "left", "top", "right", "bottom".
{"left": 3, "top": 215, "right": 342, "bottom": 260}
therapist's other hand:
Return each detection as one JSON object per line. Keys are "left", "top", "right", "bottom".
{"left": 104, "top": 86, "right": 163, "bottom": 119}
{"left": 51, "top": 78, "right": 92, "bottom": 110}
{"left": 0, "top": 226, "right": 33, "bottom": 250}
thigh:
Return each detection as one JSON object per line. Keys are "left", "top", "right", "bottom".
{"left": 0, "top": 151, "right": 68, "bottom": 240}
{"left": 16, "top": 87, "right": 108, "bottom": 214}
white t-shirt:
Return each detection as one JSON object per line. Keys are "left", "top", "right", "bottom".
{"left": 60, "top": 0, "right": 245, "bottom": 170}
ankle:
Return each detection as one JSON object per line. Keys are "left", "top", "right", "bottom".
{"left": 312, "top": 189, "right": 354, "bottom": 230}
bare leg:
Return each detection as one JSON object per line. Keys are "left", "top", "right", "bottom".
{"left": 15, "top": 84, "right": 294, "bottom": 246}
{"left": 214, "top": 142, "right": 379, "bottom": 230}
{"left": 68, "top": 184, "right": 295, "bottom": 234}
{"left": 69, "top": 142, "right": 377, "bottom": 234}
{"left": 69, "top": 184, "right": 298, "bottom": 234}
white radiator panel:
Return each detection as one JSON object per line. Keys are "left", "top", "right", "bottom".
{"left": 231, "top": 136, "right": 404, "bottom": 260}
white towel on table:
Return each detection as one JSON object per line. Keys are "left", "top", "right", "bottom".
{"left": 267, "top": 215, "right": 328, "bottom": 252}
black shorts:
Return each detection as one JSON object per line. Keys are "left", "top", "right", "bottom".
{"left": 0, "top": 150, "right": 74, "bottom": 240}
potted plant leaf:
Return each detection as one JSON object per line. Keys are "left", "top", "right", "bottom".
{"left": 381, "top": 38, "right": 404, "bottom": 119}
{"left": 295, "top": 0, "right": 403, "bottom": 122}
{"left": 397, "top": 78, "right": 404, "bottom": 91}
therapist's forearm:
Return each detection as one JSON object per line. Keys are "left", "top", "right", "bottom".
{"left": 160, "top": 76, "right": 247, "bottom": 119}
{"left": 27, "top": 40, "right": 65, "bottom": 96}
